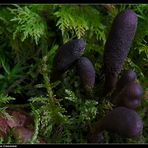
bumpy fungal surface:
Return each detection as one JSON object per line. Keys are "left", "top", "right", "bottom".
{"left": 52, "top": 39, "right": 86, "bottom": 82}
{"left": 103, "top": 107, "right": 143, "bottom": 138}
{"left": 112, "top": 69, "right": 137, "bottom": 98}
{"left": 112, "top": 82, "right": 143, "bottom": 109}
{"left": 53, "top": 39, "right": 86, "bottom": 73}
{"left": 76, "top": 57, "right": 95, "bottom": 92}
{"left": 104, "top": 9, "right": 138, "bottom": 94}
{"left": 117, "top": 69, "right": 137, "bottom": 89}
{"left": 88, "top": 106, "right": 143, "bottom": 143}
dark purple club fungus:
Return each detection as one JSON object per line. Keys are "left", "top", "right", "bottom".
{"left": 88, "top": 107, "right": 143, "bottom": 143}
{"left": 103, "top": 9, "right": 138, "bottom": 94}
{"left": 52, "top": 39, "right": 86, "bottom": 82}
{"left": 76, "top": 57, "right": 95, "bottom": 92}
{"left": 112, "top": 82, "right": 143, "bottom": 110}
{"left": 112, "top": 69, "right": 137, "bottom": 98}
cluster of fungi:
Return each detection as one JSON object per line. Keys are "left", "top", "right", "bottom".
{"left": 0, "top": 9, "right": 143, "bottom": 143}
{"left": 52, "top": 9, "right": 143, "bottom": 143}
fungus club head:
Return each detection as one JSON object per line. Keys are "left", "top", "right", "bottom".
{"left": 104, "top": 9, "right": 137, "bottom": 94}
{"left": 52, "top": 39, "right": 86, "bottom": 81}
{"left": 103, "top": 107, "right": 143, "bottom": 138}
{"left": 113, "top": 82, "right": 143, "bottom": 109}
{"left": 76, "top": 57, "right": 95, "bottom": 92}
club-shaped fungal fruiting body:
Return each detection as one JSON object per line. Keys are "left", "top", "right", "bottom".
{"left": 52, "top": 39, "right": 86, "bottom": 82}
{"left": 112, "top": 82, "right": 143, "bottom": 110}
{"left": 76, "top": 57, "right": 95, "bottom": 92}
{"left": 103, "top": 9, "right": 138, "bottom": 94}
{"left": 112, "top": 69, "right": 137, "bottom": 98}
{"left": 88, "top": 107, "right": 143, "bottom": 143}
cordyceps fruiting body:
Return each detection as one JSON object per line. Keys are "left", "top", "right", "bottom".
{"left": 112, "top": 82, "right": 143, "bottom": 110}
{"left": 103, "top": 107, "right": 143, "bottom": 138}
{"left": 76, "top": 57, "right": 95, "bottom": 92}
{"left": 112, "top": 69, "right": 137, "bottom": 98}
{"left": 52, "top": 39, "right": 86, "bottom": 82}
{"left": 103, "top": 9, "right": 138, "bottom": 94}
{"left": 88, "top": 107, "right": 143, "bottom": 143}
